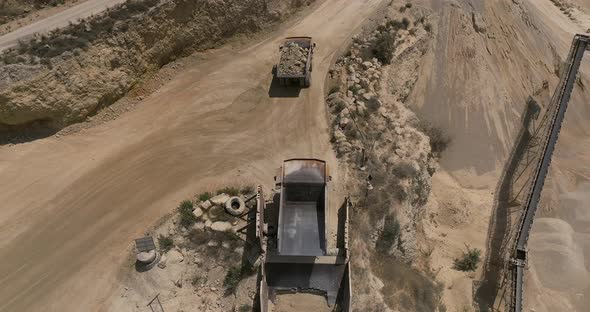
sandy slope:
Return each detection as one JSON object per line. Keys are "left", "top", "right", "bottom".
{"left": 0, "top": 0, "right": 383, "bottom": 311}
{"left": 521, "top": 1, "right": 590, "bottom": 311}
{"left": 411, "top": 0, "right": 590, "bottom": 310}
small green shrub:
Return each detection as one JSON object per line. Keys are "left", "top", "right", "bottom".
{"left": 382, "top": 215, "right": 401, "bottom": 245}
{"left": 197, "top": 191, "right": 213, "bottom": 202}
{"left": 239, "top": 304, "right": 252, "bottom": 312}
{"left": 418, "top": 121, "right": 451, "bottom": 155}
{"left": 217, "top": 186, "right": 239, "bottom": 196}
{"left": 344, "top": 124, "right": 358, "bottom": 139}
{"left": 158, "top": 235, "right": 174, "bottom": 252}
{"left": 191, "top": 274, "right": 207, "bottom": 286}
{"left": 372, "top": 32, "right": 396, "bottom": 64}
{"left": 392, "top": 162, "right": 417, "bottom": 179}
{"left": 453, "top": 247, "right": 481, "bottom": 272}
{"left": 333, "top": 99, "right": 346, "bottom": 113}
{"left": 224, "top": 266, "right": 243, "bottom": 293}
{"left": 329, "top": 85, "right": 341, "bottom": 94}
{"left": 425, "top": 23, "right": 432, "bottom": 33}
{"left": 1, "top": 54, "right": 17, "bottom": 64}
{"left": 241, "top": 185, "right": 255, "bottom": 195}
{"left": 223, "top": 264, "right": 257, "bottom": 293}
{"left": 387, "top": 19, "right": 404, "bottom": 30}
{"left": 401, "top": 17, "right": 411, "bottom": 30}
{"left": 367, "top": 97, "right": 382, "bottom": 111}
{"left": 393, "top": 183, "right": 408, "bottom": 202}
{"left": 377, "top": 214, "right": 401, "bottom": 253}
{"left": 177, "top": 199, "right": 196, "bottom": 227}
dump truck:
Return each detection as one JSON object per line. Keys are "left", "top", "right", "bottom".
{"left": 257, "top": 159, "right": 351, "bottom": 311}
{"left": 276, "top": 37, "right": 315, "bottom": 88}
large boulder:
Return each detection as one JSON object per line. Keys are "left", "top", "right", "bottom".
{"left": 192, "top": 222, "right": 205, "bottom": 231}
{"left": 361, "top": 61, "right": 373, "bottom": 69}
{"left": 166, "top": 249, "right": 184, "bottom": 265}
{"left": 211, "top": 221, "right": 233, "bottom": 232}
{"left": 158, "top": 254, "right": 167, "bottom": 269}
{"left": 200, "top": 200, "right": 213, "bottom": 210}
{"left": 210, "top": 193, "right": 230, "bottom": 205}
{"left": 192, "top": 207, "right": 204, "bottom": 219}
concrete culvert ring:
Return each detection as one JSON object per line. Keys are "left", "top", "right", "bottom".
{"left": 136, "top": 250, "right": 157, "bottom": 264}
{"left": 224, "top": 196, "right": 246, "bottom": 216}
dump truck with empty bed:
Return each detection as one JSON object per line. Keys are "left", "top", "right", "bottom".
{"left": 257, "top": 159, "right": 351, "bottom": 311}
{"left": 275, "top": 37, "right": 315, "bottom": 88}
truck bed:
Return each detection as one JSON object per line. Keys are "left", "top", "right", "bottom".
{"left": 276, "top": 37, "right": 312, "bottom": 78}
{"left": 278, "top": 201, "right": 326, "bottom": 256}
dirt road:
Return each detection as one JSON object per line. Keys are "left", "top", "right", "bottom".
{"left": 0, "top": 0, "right": 382, "bottom": 311}
{"left": 0, "top": 0, "right": 126, "bottom": 51}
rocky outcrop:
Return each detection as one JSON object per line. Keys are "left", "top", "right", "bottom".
{"left": 0, "top": 0, "right": 314, "bottom": 131}
{"left": 326, "top": 4, "right": 444, "bottom": 311}
{"left": 327, "top": 14, "right": 437, "bottom": 242}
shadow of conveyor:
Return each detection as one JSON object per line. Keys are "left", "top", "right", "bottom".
{"left": 474, "top": 97, "right": 541, "bottom": 311}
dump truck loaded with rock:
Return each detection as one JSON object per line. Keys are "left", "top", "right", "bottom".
{"left": 257, "top": 159, "right": 351, "bottom": 311}
{"left": 275, "top": 37, "right": 315, "bottom": 88}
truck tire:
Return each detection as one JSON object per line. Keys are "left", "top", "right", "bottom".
{"left": 304, "top": 76, "right": 311, "bottom": 88}
{"left": 264, "top": 223, "right": 277, "bottom": 236}
{"left": 225, "top": 196, "right": 246, "bottom": 216}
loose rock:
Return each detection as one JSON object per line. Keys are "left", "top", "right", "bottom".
{"left": 193, "top": 207, "right": 204, "bottom": 219}
{"left": 166, "top": 249, "right": 184, "bottom": 264}
{"left": 211, "top": 221, "right": 233, "bottom": 232}
{"left": 200, "top": 200, "right": 213, "bottom": 210}
{"left": 210, "top": 194, "right": 230, "bottom": 205}
{"left": 277, "top": 42, "right": 309, "bottom": 76}
{"left": 158, "top": 254, "right": 167, "bottom": 269}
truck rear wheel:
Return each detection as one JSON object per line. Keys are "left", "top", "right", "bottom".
{"left": 304, "top": 76, "right": 311, "bottom": 88}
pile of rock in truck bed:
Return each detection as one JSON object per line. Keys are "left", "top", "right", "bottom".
{"left": 278, "top": 42, "right": 309, "bottom": 76}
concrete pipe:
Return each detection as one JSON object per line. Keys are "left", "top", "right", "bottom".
{"left": 136, "top": 249, "right": 157, "bottom": 264}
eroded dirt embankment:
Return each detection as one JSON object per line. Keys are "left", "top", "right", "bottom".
{"left": 325, "top": 3, "right": 447, "bottom": 311}
{"left": 0, "top": 0, "right": 312, "bottom": 133}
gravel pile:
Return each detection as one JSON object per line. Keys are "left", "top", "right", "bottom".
{"left": 278, "top": 42, "right": 309, "bottom": 76}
